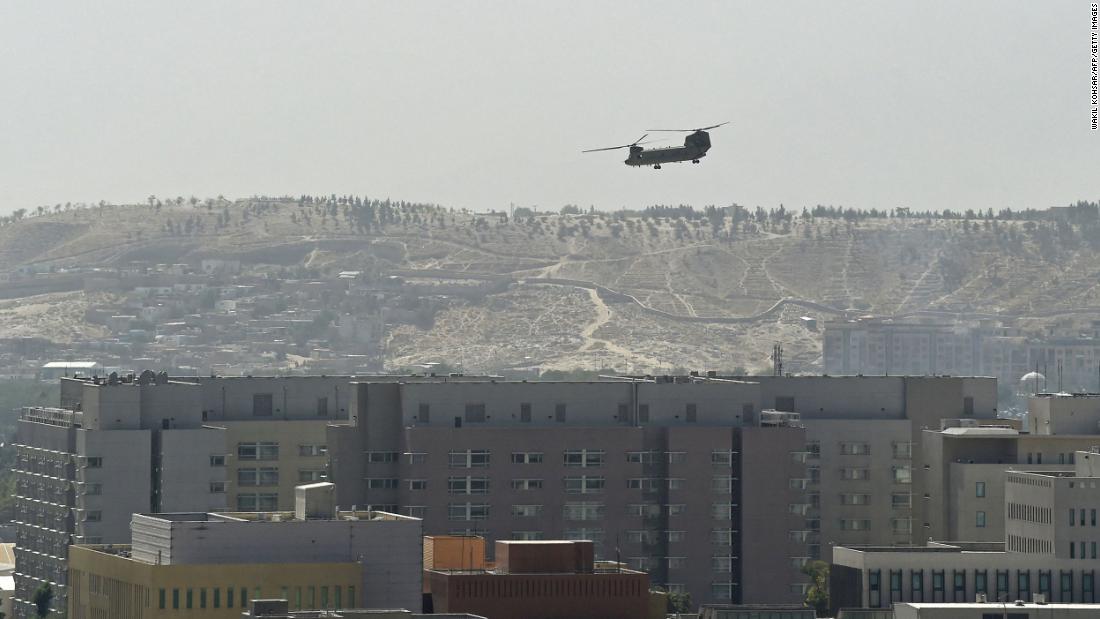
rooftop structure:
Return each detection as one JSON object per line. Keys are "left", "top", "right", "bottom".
{"left": 67, "top": 487, "right": 423, "bottom": 618}
{"left": 425, "top": 540, "right": 650, "bottom": 619}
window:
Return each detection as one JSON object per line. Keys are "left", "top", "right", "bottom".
{"left": 892, "top": 518, "right": 912, "bottom": 534}
{"left": 975, "top": 570, "right": 988, "bottom": 595}
{"left": 667, "top": 451, "right": 687, "bottom": 464}
{"left": 712, "top": 503, "right": 736, "bottom": 520}
{"left": 711, "top": 450, "right": 735, "bottom": 466}
{"left": 367, "top": 478, "right": 399, "bottom": 490}
{"left": 84, "top": 483, "right": 102, "bottom": 495}
{"left": 520, "top": 403, "right": 531, "bottom": 423}
{"left": 976, "top": 481, "right": 986, "bottom": 498}
{"left": 187, "top": 588, "right": 194, "bottom": 609}
{"left": 408, "top": 479, "right": 427, "bottom": 491}
{"left": 227, "top": 588, "right": 234, "bottom": 609}
{"left": 638, "top": 404, "right": 650, "bottom": 422}
{"left": 85, "top": 456, "right": 103, "bottom": 468}
{"left": 839, "top": 442, "right": 871, "bottom": 456}
{"left": 299, "top": 470, "right": 326, "bottom": 483}
{"left": 406, "top": 452, "right": 427, "bottom": 465}
{"left": 712, "top": 476, "right": 734, "bottom": 493}
{"left": 627, "top": 503, "right": 660, "bottom": 518}
{"left": 448, "top": 476, "right": 490, "bottom": 495}
{"left": 911, "top": 570, "right": 924, "bottom": 601}
{"left": 210, "top": 455, "right": 226, "bottom": 467}
{"left": 666, "top": 530, "right": 685, "bottom": 542}
{"left": 563, "top": 449, "right": 605, "bottom": 467}
{"left": 512, "top": 530, "right": 543, "bottom": 540}
{"left": 555, "top": 403, "right": 567, "bottom": 422}
{"left": 511, "top": 478, "right": 543, "bottom": 490}
{"left": 298, "top": 444, "right": 327, "bottom": 457}
{"left": 711, "top": 529, "right": 734, "bottom": 545}
{"left": 839, "top": 518, "right": 871, "bottom": 531}
{"left": 869, "top": 570, "right": 882, "bottom": 607}
{"left": 464, "top": 403, "right": 486, "bottom": 423}
{"left": 200, "top": 588, "right": 207, "bottom": 609}
{"left": 712, "top": 555, "right": 733, "bottom": 572}
{"left": 564, "top": 527, "right": 605, "bottom": 544}
{"left": 1017, "top": 571, "right": 1030, "bottom": 599}
{"left": 806, "top": 441, "right": 821, "bottom": 457}
{"left": 963, "top": 396, "right": 974, "bottom": 416}
{"left": 840, "top": 493, "right": 871, "bottom": 506}
{"left": 403, "top": 506, "right": 426, "bottom": 518}
{"left": 627, "top": 451, "right": 658, "bottom": 464}
{"left": 448, "top": 503, "right": 490, "bottom": 520}
{"left": 316, "top": 397, "right": 328, "bottom": 417}
{"left": 976, "top": 511, "right": 987, "bottom": 528}
{"left": 418, "top": 403, "right": 430, "bottom": 423}
{"left": 564, "top": 476, "right": 605, "bottom": 494}
{"left": 238, "top": 442, "right": 278, "bottom": 460}
{"left": 209, "top": 481, "right": 226, "bottom": 493}
{"left": 366, "top": 451, "right": 398, "bottom": 463}
{"left": 237, "top": 467, "right": 278, "bottom": 486}
{"left": 685, "top": 403, "right": 697, "bottom": 423}
{"left": 667, "top": 478, "right": 685, "bottom": 490}
{"left": 617, "top": 403, "right": 629, "bottom": 421}
{"left": 892, "top": 492, "right": 912, "bottom": 509}
{"left": 953, "top": 571, "right": 966, "bottom": 601}
{"left": 85, "top": 510, "right": 102, "bottom": 522}
{"left": 841, "top": 467, "right": 871, "bottom": 481}
{"left": 449, "top": 450, "right": 490, "bottom": 468}
{"left": 252, "top": 393, "right": 273, "bottom": 416}
{"left": 892, "top": 441, "right": 913, "bottom": 459}
{"left": 1061, "top": 570, "right": 1073, "bottom": 603}
{"left": 711, "top": 582, "right": 734, "bottom": 600}
{"left": 775, "top": 396, "right": 795, "bottom": 412}
{"left": 563, "top": 501, "right": 604, "bottom": 520}
{"left": 932, "top": 570, "right": 945, "bottom": 601}
{"left": 511, "top": 452, "right": 543, "bottom": 464}
{"left": 173, "top": 589, "right": 180, "bottom": 610}
{"left": 511, "top": 504, "right": 543, "bottom": 517}
{"left": 892, "top": 466, "right": 912, "bottom": 484}
{"left": 237, "top": 493, "right": 278, "bottom": 511}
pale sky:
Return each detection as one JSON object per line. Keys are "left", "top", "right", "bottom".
{"left": 0, "top": 1, "right": 1097, "bottom": 215}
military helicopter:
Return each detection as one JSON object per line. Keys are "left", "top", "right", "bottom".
{"left": 583, "top": 121, "right": 729, "bottom": 169}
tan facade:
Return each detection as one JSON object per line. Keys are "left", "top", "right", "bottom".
{"left": 68, "top": 546, "right": 361, "bottom": 619}
{"left": 214, "top": 420, "right": 333, "bottom": 511}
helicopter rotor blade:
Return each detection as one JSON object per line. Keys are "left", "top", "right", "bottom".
{"left": 582, "top": 133, "right": 650, "bottom": 153}
{"left": 645, "top": 121, "right": 730, "bottom": 132}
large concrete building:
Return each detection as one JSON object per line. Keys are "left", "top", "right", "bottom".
{"left": 67, "top": 490, "right": 422, "bottom": 619}
{"left": 12, "top": 372, "right": 997, "bottom": 615}
{"left": 831, "top": 450, "right": 1100, "bottom": 610}
{"left": 328, "top": 374, "right": 997, "bottom": 606}
{"left": 921, "top": 393, "right": 1100, "bottom": 543}
{"left": 11, "top": 372, "right": 362, "bottom": 618}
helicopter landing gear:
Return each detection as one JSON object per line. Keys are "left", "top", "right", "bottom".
{"left": 692, "top": 159, "right": 700, "bottom": 164}
{"left": 654, "top": 164, "right": 662, "bottom": 169}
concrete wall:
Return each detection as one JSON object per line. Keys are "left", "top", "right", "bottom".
{"left": 76, "top": 429, "right": 152, "bottom": 543}
{"left": 160, "top": 428, "right": 228, "bottom": 513}
{"left": 130, "top": 515, "right": 422, "bottom": 611}
{"left": 215, "top": 420, "right": 332, "bottom": 511}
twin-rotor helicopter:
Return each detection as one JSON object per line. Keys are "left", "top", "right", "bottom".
{"left": 583, "top": 121, "right": 729, "bottom": 169}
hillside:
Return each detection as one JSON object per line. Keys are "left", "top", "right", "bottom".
{"left": 2, "top": 198, "right": 1099, "bottom": 374}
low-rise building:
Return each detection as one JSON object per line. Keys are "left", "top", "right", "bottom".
{"left": 67, "top": 485, "right": 423, "bottom": 619}
{"left": 831, "top": 450, "right": 1100, "bottom": 612}
{"left": 425, "top": 540, "right": 650, "bottom": 619}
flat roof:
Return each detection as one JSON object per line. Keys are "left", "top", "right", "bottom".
{"left": 901, "top": 602, "right": 1100, "bottom": 609}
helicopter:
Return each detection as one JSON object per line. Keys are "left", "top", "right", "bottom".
{"left": 583, "top": 121, "right": 729, "bottom": 169}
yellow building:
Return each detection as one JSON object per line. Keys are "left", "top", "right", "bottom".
{"left": 213, "top": 420, "right": 334, "bottom": 511}
{"left": 69, "top": 545, "right": 361, "bottom": 619}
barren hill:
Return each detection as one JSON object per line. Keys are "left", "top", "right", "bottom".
{"left": 2, "top": 198, "right": 1099, "bottom": 373}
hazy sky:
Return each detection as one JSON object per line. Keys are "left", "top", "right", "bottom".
{"left": 1, "top": 1, "right": 1097, "bottom": 215}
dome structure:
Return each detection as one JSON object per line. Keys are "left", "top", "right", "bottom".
{"left": 1018, "top": 371, "right": 1046, "bottom": 394}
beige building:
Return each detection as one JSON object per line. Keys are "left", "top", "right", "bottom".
{"left": 831, "top": 451, "right": 1100, "bottom": 611}
{"left": 68, "top": 487, "right": 423, "bottom": 619}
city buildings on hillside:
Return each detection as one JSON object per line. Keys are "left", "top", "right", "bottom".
{"left": 67, "top": 485, "right": 422, "bottom": 619}
{"left": 824, "top": 318, "right": 1100, "bottom": 394}
{"left": 830, "top": 449, "right": 1100, "bottom": 610}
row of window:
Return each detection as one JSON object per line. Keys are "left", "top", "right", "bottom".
{"left": 388, "top": 475, "right": 734, "bottom": 494}
{"left": 806, "top": 491, "right": 912, "bottom": 509}
{"left": 157, "top": 584, "right": 354, "bottom": 611}
{"left": 866, "top": 568, "right": 1097, "bottom": 607}
{"left": 389, "top": 449, "right": 745, "bottom": 467}
{"left": 804, "top": 466, "right": 911, "bottom": 484}
{"left": 442, "top": 502, "right": 742, "bottom": 521}
{"left": 805, "top": 441, "right": 913, "bottom": 459}
{"left": 249, "top": 394, "right": 333, "bottom": 418}
{"left": 419, "top": 402, "right": 714, "bottom": 425}
{"left": 235, "top": 443, "right": 327, "bottom": 460}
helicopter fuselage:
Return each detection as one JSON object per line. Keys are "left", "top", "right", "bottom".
{"left": 625, "top": 130, "right": 712, "bottom": 167}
